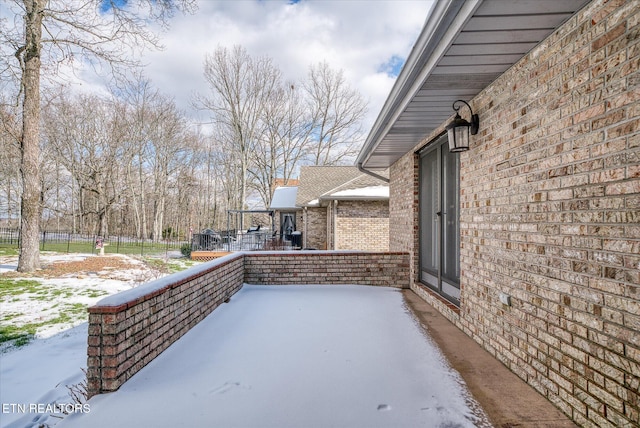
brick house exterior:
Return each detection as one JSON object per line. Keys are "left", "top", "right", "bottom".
{"left": 335, "top": 200, "right": 389, "bottom": 251}
{"left": 303, "top": 206, "right": 328, "bottom": 249}
{"left": 357, "top": 1, "right": 639, "bottom": 427}
{"left": 295, "top": 166, "right": 389, "bottom": 251}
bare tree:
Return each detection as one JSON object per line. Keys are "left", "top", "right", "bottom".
{"left": 196, "top": 45, "right": 281, "bottom": 223}
{"left": 304, "top": 61, "right": 368, "bottom": 165}
{"left": 196, "top": 50, "right": 369, "bottom": 214}
{"left": 0, "top": 99, "right": 22, "bottom": 228}
{"left": 212, "top": 123, "right": 244, "bottom": 223}
{"left": 1, "top": 0, "right": 195, "bottom": 271}
{"left": 43, "top": 93, "right": 128, "bottom": 237}
{"left": 120, "top": 76, "right": 162, "bottom": 239}
{"left": 250, "top": 82, "right": 312, "bottom": 208}
{"left": 148, "top": 99, "right": 192, "bottom": 241}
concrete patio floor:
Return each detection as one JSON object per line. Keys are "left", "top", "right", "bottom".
{"left": 60, "top": 285, "right": 492, "bottom": 428}
{"left": 403, "top": 289, "right": 578, "bottom": 428}
{"left": 57, "top": 284, "right": 577, "bottom": 428}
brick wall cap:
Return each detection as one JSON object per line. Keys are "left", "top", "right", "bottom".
{"left": 89, "top": 251, "right": 409, "bottom": 313}
{"left": 243, "top": 250, "right": 408, "bottom": 257}
{"left": 89, "top": 252, "right": 244, "bottom": 312}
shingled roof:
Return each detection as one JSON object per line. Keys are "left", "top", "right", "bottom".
{"left": 295, "top": 166, "right": 389, "bottom": 207}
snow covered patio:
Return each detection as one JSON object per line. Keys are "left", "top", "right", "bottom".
{"left": 1, "top": 252, "right": 578, "bottom": 427}
{"left": 59, "top": 284, "right": 490, "bottom": 428}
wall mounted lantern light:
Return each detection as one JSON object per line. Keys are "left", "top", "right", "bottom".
{"left": 445, "top": 100, "right": 479, "bottom": 153}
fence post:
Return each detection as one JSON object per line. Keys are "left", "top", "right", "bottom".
{"left": 67, "top": 232, "right": 71, "bottom": 253}
{"left": 41, "top": 231, "right": 46, "bottom": 251}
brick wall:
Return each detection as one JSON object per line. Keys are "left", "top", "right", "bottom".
{"left": 243, "top": 251, "right": 408, "bottom": 287}
{"left": 303, "top": 207, "right": 327, "bottom": 249}
{"left": 303, "top": 202, "right": 390, "bottom": 251}
{"left": 87, "top": 254, "right": 244, "bottom": 397}
{"left": 87, "top": 251, "right": 409, "bottom": 397}
{"left": 390, "top": 153, "right": 420, "bottom": 284}
{"left": 390, "top": 0, "right": 639, "bottom": 426}
{"left": 336, "top": 200, "right": 389, "bottom": 251}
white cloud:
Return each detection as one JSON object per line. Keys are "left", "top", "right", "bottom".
{"left": 5, "top": 0, "right": 433, "bottom": 133}
{"left": 139, "top": 0, "right": 433, "bottom": 129}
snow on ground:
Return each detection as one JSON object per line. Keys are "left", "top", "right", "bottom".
{"left": 1, "top": 274, "right": 134, "bottom": 339}
{"left": 0, "top": 252, "right": 183, "bottom": 340}
{"left": 1, "top": 252, "right": 199, "bottom": 427}
{"left": 56, "top": 284, "right": 491, "bottom": 428}
{"left": 2, "top": 255, "right": 491, "bottom": 428}
{"left": 1, "top": 325, "right": 89, "bottom": 428}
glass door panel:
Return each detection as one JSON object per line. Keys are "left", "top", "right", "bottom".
{"left": 441, "top": 147, "right": 460, "bottom": 292}
{"left": 419, "top": 149, "right": 439, "bottom": 287}
{"left": 419, "top": 136, "right": 460, "bottom": 305}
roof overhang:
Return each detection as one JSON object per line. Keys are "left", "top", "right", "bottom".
{"left": 357, "top": 0, "right": 591, "bottom": 170}
{"left": 269, "top": 186, "right": 301, "bottom": 211}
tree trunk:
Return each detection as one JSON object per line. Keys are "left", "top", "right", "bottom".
{"left": 153, "top": 196, "right": 165, "bottom": 242}
{"left": 139, "top": 162, "right": 148, "bottom": 239}
{"left": 127, "top": 163, "right": 142, "bottom": 238}
{"left": 17, "top": 0, "right": 45, "bottom": 272}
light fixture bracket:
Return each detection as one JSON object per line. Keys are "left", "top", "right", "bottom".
{"left": 445, "top": 100, "right": 479, "bottom": 153}
{"left": 452, "top": 100, "right": 479, "bottom": 135}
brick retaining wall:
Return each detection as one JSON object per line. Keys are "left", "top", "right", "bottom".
{"left": 87, "top": 251, "right": 409, "bottom": 397}
{"left": 87, "top": 254, "right": 244, "bottom": 397}
{"left": 244, "top": 251, "right": 409, "bottom": 287}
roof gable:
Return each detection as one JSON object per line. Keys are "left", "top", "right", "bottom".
{"left": 296, "top": 166, "right": 389, "bottom": 206}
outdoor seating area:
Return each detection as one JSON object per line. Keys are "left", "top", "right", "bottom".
{"left": 190, "top": 228, "right": 301, "bottom": 254}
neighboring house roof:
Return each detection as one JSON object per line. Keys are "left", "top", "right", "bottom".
{"left": 296, "top": 166, "right": 389, "bottom": 207}
{"left": 320, "top": 174, "right": 389, "bottom": 201}
{"left": 269, "top": 186, "right": 300, "bottom": 210}
{"left": 356, "top": 0, "right": 591, "bottom": 170}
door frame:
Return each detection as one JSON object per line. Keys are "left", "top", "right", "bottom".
{"left": 418, "top": 133, "right": 461, "bottom": 306}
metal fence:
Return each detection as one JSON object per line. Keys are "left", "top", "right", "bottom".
{"left": 0, "top": 228, "right": 189, "bottom": 256}
{"left": 0, "top": 227, "right": 304, "bottom": 255}
{"left": 191, "top": 229, "right": 303, "bottom": 252}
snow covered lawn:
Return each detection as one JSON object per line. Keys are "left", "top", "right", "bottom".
{"left": 0, "top": 252, "right": 194, "bottom": 341}
{"left": 1, "top": 324, "right": 89, "bottom": 428}
{"left": 57, "top": 284, "right": 491, "bottom": 428}
{"left": 0, "top": 252, "right": 199, "bottom": 428}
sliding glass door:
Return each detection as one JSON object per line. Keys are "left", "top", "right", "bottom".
{"left": 419, "top": 135, "right": 460, "bottom": 305}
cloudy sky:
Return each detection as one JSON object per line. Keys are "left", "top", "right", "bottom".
{"left": 0, "top": 0, "right": 434, "bottom": 134}
{"left": 95, "top": 0, "right": 434, "bottom": 131}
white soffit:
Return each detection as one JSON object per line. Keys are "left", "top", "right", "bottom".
{"left": 357, "top": 0, "right": 591, "bottom": 170}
